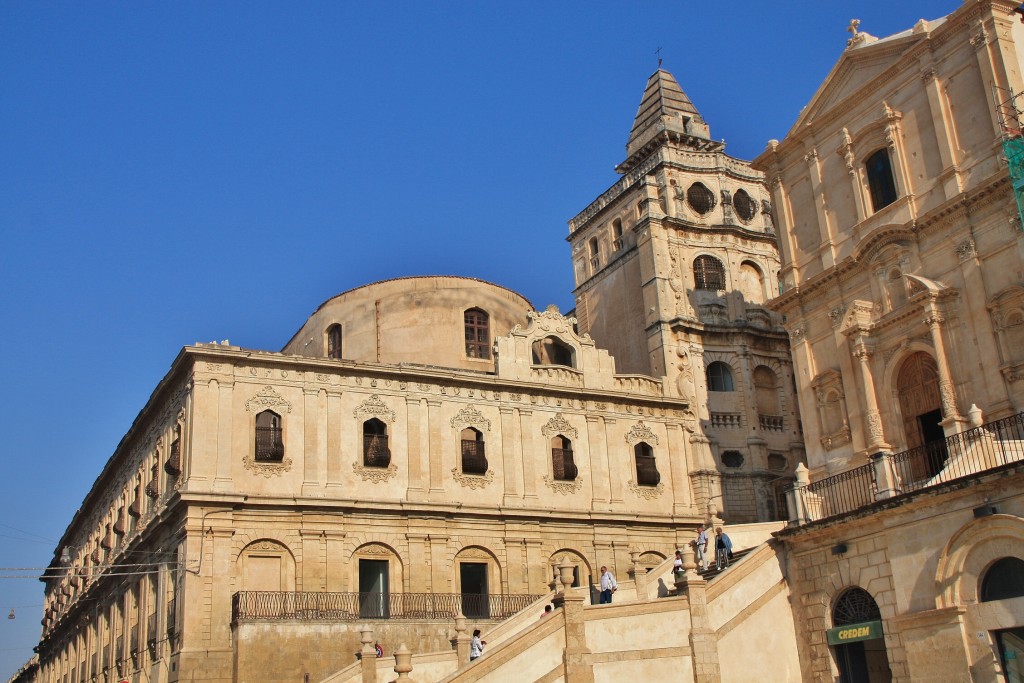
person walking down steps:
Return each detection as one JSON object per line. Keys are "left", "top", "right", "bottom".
{"left": 599, "top": 566, "right": 617, "bottom": 603}
{"left": 715, "top": 527, "right": 733, "bottom": 571}
{"left": 694, "top": 525, "right": 709, "bottom": 572}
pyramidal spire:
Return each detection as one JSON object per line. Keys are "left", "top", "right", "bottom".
{"left": 624, "top": 69, "right": 714, "bottom": 162}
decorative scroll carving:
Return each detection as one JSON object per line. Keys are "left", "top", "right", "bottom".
{"left": 245, "top": 386, "right": 292, "bottom": 414}
{"left": 624, "top": 421, "right": 659, "bottom": 446}
{"left": 358, "top": 544, "right": 392, "bottom": 556}
{"left": 456, "top": 548, "right": 492, "bottom": 560}
{"left": 543, "top": 474, "right": 584, "bottom": 495}
{"left": 525, "top": 305, "right": 578, "bottom": 336}
{"left": 956, "top": 239, "right": 976, "bottom": 261}
{"left": 451, "top": 468, "right": 494, "bottom": 489}
{"left": 247, "top": 540, "right": 286, "bottom": 552}
{"left": 828, "top": 306, "right": 845, "bottom": 328}
{"left": 243, "top": 454, "right": 293, "bottom": 478}
{"left": 353, "top": 395, "right": 395, "bottom": 424}
{"left": 541, "top": 414, "right": 578, "bottom": 440}
{"left": 352, "top": 461, "right": 398, "bottom": 483}
{"left": 450, "top": 407, "right": 491, "bottom": 432}
{"left": 627, "top": 479, "right": 665, "bottom": 500}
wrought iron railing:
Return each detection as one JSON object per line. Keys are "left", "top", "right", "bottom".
{"left": 804, "top": 462, "right": 876, "bottom": 520}
{"left": 461, "top": 440, "right": 488, "bottom": 474}
{"left": 231, "top": 591, "right": 541, "bottom": 622}
{"left": 255, "top": 426, "right": 284, "bottom": 461}
{"left": 798, "top": 412, "right": 1024, "bottom": 523}
{"left": 363, "top": 435, "right": 391, "bottom": 467}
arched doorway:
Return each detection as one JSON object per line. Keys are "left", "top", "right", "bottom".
{"left": 982, "top": 557, "right": 1024, "bottom": 682}
{"left": 829, "top": 587, "right": 892, "bottom": 683}
{"left": 897, "top": 352, "right": 946, "bottom": 475}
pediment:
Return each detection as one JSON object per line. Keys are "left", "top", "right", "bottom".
{"left": 788, "top": 33, "right": 926, "bottom": 135}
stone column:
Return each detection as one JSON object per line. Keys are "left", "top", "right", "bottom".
{"left": 302, "top": 388, "right": 323, "bottom": 497}
{"left": 667, "top": 423, "right": 693, "bottom": 513}
{"left": 405, "top": 397, "right": 425, "bottom": 499}
{"left": 325, "top": 390, "right": 343, "bottom": 492}
{"left": 804, "top": 147, "right": 838, "bottom": 268}
{"left": 426, "top": 400, "right": 446, "bottom": 500}
{"left": 299, "top": 529, "right": 325, "bottom": 591}
{"left": 852, "top": 339, "right": 891, "bottom": 452}
{"left": 453, "top": 612, "right": 471, "bottom": 664}
{"left": 871, "top": 452, "right": 899, "bottom": 500}
{"left": 405, "top": 534, "right": 429, "bottom": 593}
{"left": 518, "top": 408, "right": 538, "bottom": 502}
{"left": 586, "top": 415, "right": 610, "bottom": 506}
{"left": 213, "top": 378, "right": 235, "bottom": 492}
{"left": 429, "top": 536, "right": 450, "bottom": 595}
{"left": 524, "top": 539, "right": 546, "bottom": 594}
{"left": 359, "top": 627, "right": 376, "bottom": 683}
{"left": 552, "top": 559, "right": 594, "bottom": 683}
{"left": 324, "top": 531, "right": 346, "bottom": 592}
{"left": 786, "top": 463, "right": 810, "bottom": 525}
{"left": 500, "top": 407, "right": 520, "bottom": 505}
{"left": 673, "top": 545, "right": 720, "bottom": 683}
{"left": 924, "top": 307, "right": 967, "bottom": 432}
{"left": 603, "top": 418, "right": 623, "bottom": 505}
{"left": 920, "top": 68, "right": 963, "bottom": 199}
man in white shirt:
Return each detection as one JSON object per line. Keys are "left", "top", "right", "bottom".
{"left": 695, "top": 525, "right": 709, "bottom": 571}
{"left": 599, "top": 566, "right": 617, "bottom": 603}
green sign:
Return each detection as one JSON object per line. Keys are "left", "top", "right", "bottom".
{"left": 827, "top": 620, "right": 883, "bottom": 645}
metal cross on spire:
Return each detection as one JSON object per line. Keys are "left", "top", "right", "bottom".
{"left": 655, "top": 46, "right": 663, "bottom": 68}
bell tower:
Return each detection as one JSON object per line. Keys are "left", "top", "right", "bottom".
{"left": 568, "top": 69, "right": 804, "bottom": 523}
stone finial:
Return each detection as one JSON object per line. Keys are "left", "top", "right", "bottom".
{"left": 969, "top": 404, "right": 984, "bottom": 428}
{"left": 360, "top": 627, "right": 374, "bottom": 651}
{"left": 394, "top": 643, "right": 414, "bottom": 682}
{"left": 795, "top": 462, "right": 810, "bottom": 486}
{"left": 453, "top": 612, "right": 467, "bottom": 635}
{"left": 557, "top": 557, "right": 576, "bottom": 592}
{"left": 681, "top": 543, "right": 698, "bottom": 577}
{"left": 453, "top": 612, "right": 471, "bottom": 664}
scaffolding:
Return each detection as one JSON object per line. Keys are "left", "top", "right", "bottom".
{"left": 995, "top": 84, "right": 1024, "bottom": 227}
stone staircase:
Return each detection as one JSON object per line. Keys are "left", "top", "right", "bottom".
{"left": 696, "top": 546, "right": 757, "bottom": 582}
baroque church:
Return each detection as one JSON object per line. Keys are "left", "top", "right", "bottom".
{"left": 18, "top": 2, "right": 1024, "bottom": 682}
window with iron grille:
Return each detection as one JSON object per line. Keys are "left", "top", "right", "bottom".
{"left": 551, "top": 435, "right": 578, "bottom": 481}
{"left": 693, "top": 255, "right": 726, "bottom": 290}
{"left": 326, "top": 324, "right": 343, "bottom": 360}
{"left": 464, "top": 308, "right": 490, "bottom": 359}
{"left": 461, "top": 427, "right": 488, "bottom": 474}
{"left": 164, "top": 428, "right": 181, "bottom": 476}
{"left": 981, "top": 557, "right": 1024, "bottom": 602}
{"left": 254, "top": 410, "right": 284, "bottom": 462}
{"left": 865, "top": 148, "right": 898, "bottom": 212}
{"left": 706, "top": 361, "right": 735, "bottom": 392}
{"left": 832, "top": 587, "right": 881, "bottom": 626}
{"left": 687, "top": 182, "right": 716, "bottom": 215}
{"left": 634, "top": 442, "right": 660, "bottom": 486}
{"left": 362, "top": 418, "right": 391, "bottom": 467}
{"left": 734, "top": 189, "right": 758, "bottom": 222}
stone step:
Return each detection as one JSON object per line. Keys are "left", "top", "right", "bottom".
{"left": 696, "top": 546, "right": 756, "bottom": 582}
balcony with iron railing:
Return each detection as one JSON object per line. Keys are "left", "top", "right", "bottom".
{"left": 636, "top": 455, "right": 661, "bottom": 487}
{"left": 255, "top": 426, "right": 284, "bottom": 461}
{"left": 231, "top": 591, "right": 541, "bottom": 623}
{"left": 789, "top": 411, "right": 1024, "bottom": 524}
{"left": 363, "top": 435, "right": 391, "bottom": 467}
{"left": 551, "top": 448, "right": 578, "bottom": 481}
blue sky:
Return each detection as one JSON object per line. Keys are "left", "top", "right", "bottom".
{"left": 0, "top": 1, "right": 961, "bottom": 677}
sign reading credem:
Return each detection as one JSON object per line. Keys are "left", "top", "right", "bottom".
{"left": 826, "top": 620, "right": 884, "bottom": 645}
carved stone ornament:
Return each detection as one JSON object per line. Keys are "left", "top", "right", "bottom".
{"left": 627, "top": 479, "right": 665, "bottom": 500}
{"left": 352, "top": 461, "right": 398, "bottom": 483}
{"left": 451, "top": 467, "right": 494, "bottom": 489}
{"left": 245, "top": 386, "right": 292, "bottom": 414}
{"left": 246, "top": 540, "right": 287, "bottom": 553}
{"left": 450, "top": 406, "right": 491, "bottom": 432}
{"left": 353, "top": 395, "right": 396, "bottom": 424}
{"left": 624, "top": 421, "right": 660, "bottom": 447}
{"left": 358, "top": 544, "right": 392, "bottom": 556}
{"left": 456, "top": 547, "right": 492, "bottom": 560}
{"left": 956, "top": 239, "right": 976, "bottom": 261}
{"left": 541, "top": 413, "right": 579, "bottom": 440}
{"left": 243, "top": 454, "right": 293, "bottom": 478}
{"left": 543, "top": 474, "right": 584, "bottom": 495}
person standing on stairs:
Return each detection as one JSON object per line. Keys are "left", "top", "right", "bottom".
{"left": 599, "top": 566, "right": 617, "bottom": 603}
{"left": 715, "top": 527, "right": 733, "bottom": 570}
{"left": 694, "top": 525, "right": 709, "bottom": 572}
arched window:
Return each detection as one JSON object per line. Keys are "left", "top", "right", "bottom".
{"left": 634, "top": 442, "right": 660, "bottom": 486}
{"left": 255, "top": 410, "right": 284, "bottom": 462}
{"left": 981, "top": 557, "right": 1024, "bottom": 602}
{"left": 461, "top": 427, "right": 487, "bottom": 474}
{"left": 739, "top": 261, "right": 764, "bottom": 303}
{"left": 164, "top": 424, "right": 181, "bottom": 476}
{"left": 362, "top": 418, "right": 390, "bottom": 467}
{"left": 551, "top": 436, "right": 577, "bottom": 481}
{"left": 589, "top": 237, "right": 601, "bottom": 271}
{"left": 326, "top": 324, "right": 343, "bottom": 360}
{"left": 706, "top": 362, "right": 735, "bottom": 392}
{"left": 833, "top": 586, "right": 882, "bottom": 626}
{"left": 531, "top": 336, "right": 575, "bottom": 367}
{"left": 612, "top": 218, "right": 623, "bottom": 250}
{"left": 693, "top": 255, "right": 726, "bottom": 290}
{"left": 866, "top": 148, "right": 898, "bottom": 212}
{"left": 465, "top": 308, "right": 490, "bottom": 359}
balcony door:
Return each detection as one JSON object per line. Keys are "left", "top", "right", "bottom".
{"left": 460, "top": 562, "right": 489, "bottom": 619}
{"left": 359, "top": 559, "right": 389, "bottom": 618}
{"left": 897, "top": 352, "right": 946, "bottom": 479}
